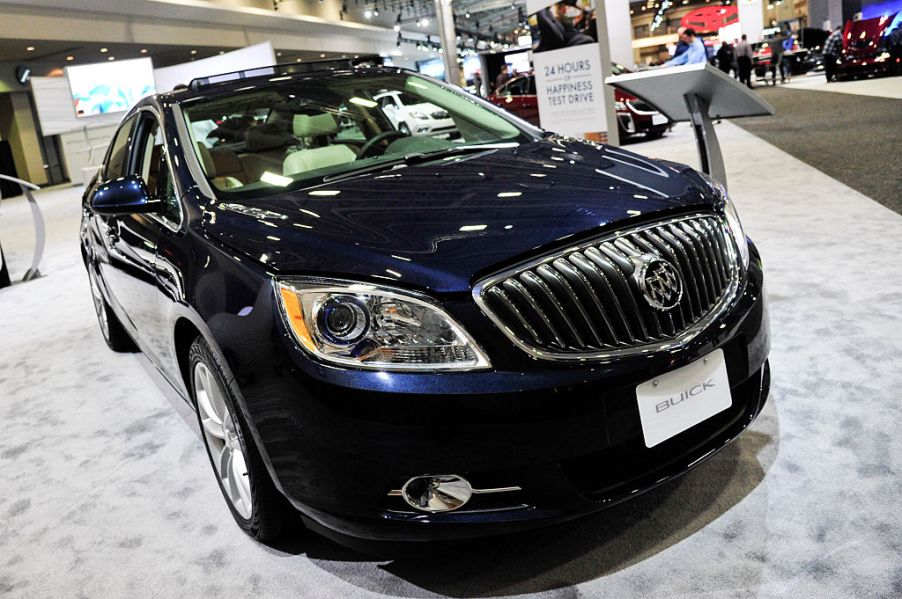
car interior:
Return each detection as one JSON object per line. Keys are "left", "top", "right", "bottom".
{"left": 181, "top": 74, "right": 524, "bottom": 196}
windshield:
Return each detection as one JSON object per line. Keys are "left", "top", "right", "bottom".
{"left": 181, "top": 71, "right": 534, "bottom": 198}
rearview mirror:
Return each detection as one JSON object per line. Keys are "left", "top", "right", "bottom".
{"left": 89, "top": 174, "right": 161, "bottom": 215}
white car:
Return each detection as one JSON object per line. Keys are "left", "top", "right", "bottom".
{"left": 375, "top": 90, "right": 458, "bottom": 138}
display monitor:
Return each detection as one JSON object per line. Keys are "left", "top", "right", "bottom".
{"left": 416, "top": 58, "right": 445, "bottom": 80}
{"left": 504, "top": 51, "right": 531, "bottom": 75}
{"left": 66, "top": 57, "right": 156, "bottom": 118}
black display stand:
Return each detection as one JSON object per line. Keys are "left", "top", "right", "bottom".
{"left": 0, "top": 141, "right": 21, "bottom": 198}
{"left": 606, "top": 63, "right": 774, "bottom": 190}
{"left": 0, "top": 243, "right": 9, "bottom": 289}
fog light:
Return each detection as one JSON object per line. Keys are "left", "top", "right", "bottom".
{"left": 401, "top": 474, "right": 472, "bottom": 513}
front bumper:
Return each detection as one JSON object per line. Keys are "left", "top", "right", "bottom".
{"left": 836, "top": 56, "right": 893, "bottom": 79}
{"left": 238, "top": 250, "right": 770, "bottom": 542}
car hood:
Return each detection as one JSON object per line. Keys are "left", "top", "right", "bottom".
{"left": 203, "top": 138, "right": 718, "bottom": 293}
{"left": 843, "top": 14, "right": 896, "bottom": 57}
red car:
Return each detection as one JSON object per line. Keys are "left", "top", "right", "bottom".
{"left": 835, "top": 13, "right": 899, "bottom": 81}
{"left": 489, "top": 66, "right": 669, "bottom": 140}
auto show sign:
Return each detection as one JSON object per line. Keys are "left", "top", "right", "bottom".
{"left": 527, "top": 0, "right": 608, "bottom": 140}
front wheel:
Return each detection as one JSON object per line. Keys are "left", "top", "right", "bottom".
{"left": 189, "top": 336, "right": 288, "bottom": 542}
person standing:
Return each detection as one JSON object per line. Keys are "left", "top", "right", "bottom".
{"left": 664, "top": 28, "right": 707, "bottom": 66}
{"left": 494, "top": 64, "right": 511, "bottom": 93}
{"left": 768, "top": 35, "right": 786, "bottom": 84}
{"left": 734, "top": 34, "right": 754, "bottom": 88}
{"left": 888, "top": 24, "right": 902, "bottom": 76}
{"left": 672, "top": 26, "right": 689, "bottom": 62}
{"left": 716, "top": 42, "right": 733, "bottom": 74}
{"left": 822, "top": 26, "right": 843, "bottom": 83}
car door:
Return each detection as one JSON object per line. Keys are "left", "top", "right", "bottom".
{"left": 143, "top": 113, "right": 191, "bottom": 383}
{"left": 95, "top": 110, "right": 172, "bottom": 363}
{"left": 92, "top": 113, "right": 161, "bottom": 353}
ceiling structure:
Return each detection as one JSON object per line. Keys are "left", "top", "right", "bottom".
{"left": 0, "top": 37, "right": 366, "bottom": 75}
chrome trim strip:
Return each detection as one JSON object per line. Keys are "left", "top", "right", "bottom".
{"left": 472, "top": 213, "right": 743, "bottom": 363}
{"left": 387, "top": 485, "right": 522, "bottom": 496}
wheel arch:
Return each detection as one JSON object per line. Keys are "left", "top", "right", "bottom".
{"left": 173, "top": 316, "right": 203, "bottom": 403}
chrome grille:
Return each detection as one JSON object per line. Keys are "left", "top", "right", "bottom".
{"left": 473, "top": 214, "right": 741, "bottom": 360}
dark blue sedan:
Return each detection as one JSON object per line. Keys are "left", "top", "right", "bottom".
{"left": 80, "top": 62, "right": 770, "bottom": 546}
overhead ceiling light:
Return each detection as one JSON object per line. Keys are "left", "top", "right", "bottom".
{"left": 320, "top": 53, "right": 326, "bottom": 57}
{"left": 190, "top": 49, "right": 197, "bottom": 55}
{"left": 66, "top": 55, "right": 75, "bottom": 61}
{"left": 100, "top": 47, "right": 108, "bottom": 53}
{"left": 422, "top": 18, "right": 430, "bottom": 26}
{"left": 296, "top": 58, "right": 302, "bottom": 62}
{"left": 140, "top": 48, "right": 148, "bottom": 54}
{"left": 26, "top": 46, "right": 35, "bottom": 52}
{"left": 277, "top": 52, "right": 282, "bottom": 57}
{"left": 108, "top": 56, "right": 115, "bottom": 61}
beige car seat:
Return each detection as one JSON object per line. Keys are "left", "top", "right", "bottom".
{"left": 283, "top": 114, "right": 356, "bottom": 176}
{"left": 197, "top": 143, "right": 244, "bottom": 190}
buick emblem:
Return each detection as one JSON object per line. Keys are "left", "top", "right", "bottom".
{"left": 634, "top": 255, "right": 683, "bottom": 311}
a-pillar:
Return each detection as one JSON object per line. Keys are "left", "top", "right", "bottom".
{"left": 434, "top": 0, "right": 460, "bottom": 86}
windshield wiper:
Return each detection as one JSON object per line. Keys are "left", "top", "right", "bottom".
{"left": 317, "top": 143, "right": 519, "bottom": 185}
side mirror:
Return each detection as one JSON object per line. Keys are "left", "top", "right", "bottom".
{"left": 89, "top": 174, "right": 161, "bottom": 215}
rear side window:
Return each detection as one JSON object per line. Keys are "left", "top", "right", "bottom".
{"left": 104, "top": 116, "right": 136, "bottom": 180}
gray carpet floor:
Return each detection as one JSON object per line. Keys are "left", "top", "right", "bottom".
{"left": 733, "top": 82, "right": 902, "bottom": 214}
{"left": 1, "top": 121, "right": 901, "bottom": 598}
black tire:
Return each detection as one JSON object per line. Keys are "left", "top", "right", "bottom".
{"left": 88, "top": 266, "right": 137, "bottom": 352}
{"left": 188, "top": 336, "right": 288, "bottom": 542}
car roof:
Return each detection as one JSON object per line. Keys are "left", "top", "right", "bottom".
{"left": 155, "top": 63, "right": 415, "bottom": 105}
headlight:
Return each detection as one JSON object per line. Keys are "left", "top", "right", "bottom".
{"left": 275, "top": 279, "right": 491, "bottom": 371}
{"left": 408, "top": 110, "right": 429, "bottom": 120}
{"left": 614, "top": 101, "right": 627, "bottom": 111}
{"left": 698, "top": 172, "right": 750, "bottom": 269}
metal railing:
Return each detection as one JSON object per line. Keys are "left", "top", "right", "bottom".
{"left": 0, "top": 174, "right": 45, "bottom": 282}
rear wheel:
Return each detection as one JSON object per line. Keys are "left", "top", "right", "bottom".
{"left": 189, "top": 336, "right": 288, "bottom": 542}
{"left": 88, "top": 267, "right": 136, "bottom": 352}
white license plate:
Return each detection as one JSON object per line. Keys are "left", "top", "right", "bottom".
{"left": 635, "top": 349, "right": 732, "bottom": 448}
{"left": 652, "top": 113, "right": 668, "bottom": 126}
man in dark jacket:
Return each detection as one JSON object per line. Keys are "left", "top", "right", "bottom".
{"left": 716, "top": 42, "right": 733, "bottom": 74}
{"left": 822, "top": 26, "right": 843, "bottom": 82}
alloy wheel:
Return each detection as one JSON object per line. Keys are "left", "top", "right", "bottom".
{"left": 193, "top": 362, "right": 253, "bottom": 519}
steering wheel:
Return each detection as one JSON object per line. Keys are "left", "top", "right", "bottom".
{"left": 360, "top": 130, "right": 409, "bottom": 158}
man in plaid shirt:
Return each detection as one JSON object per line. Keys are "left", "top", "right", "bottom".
{"left": 823, "top": 26, "right": 844, "bottom": 82}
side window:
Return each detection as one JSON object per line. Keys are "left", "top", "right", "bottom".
{"left": 134, "top": 116, "right": 180, "bottom": 224}
{"left": 527, "top": 77, "right": 537, "bottom": 95}
{"left": 104, "top": 116, "right": 136, "bottom": 180}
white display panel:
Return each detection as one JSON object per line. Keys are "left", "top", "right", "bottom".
{"left": 153, "top": 42, "right": 276, "bottom": 92}
{"left": 66, "top": 57, "right": 156, "bottom": 118}
{"left": 31, "top": 77, "right": 122, "bottom": 137}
